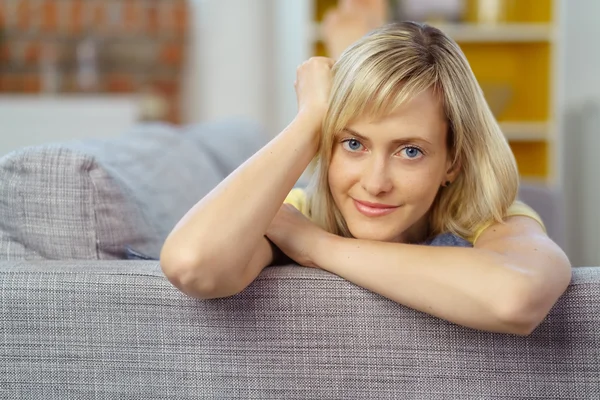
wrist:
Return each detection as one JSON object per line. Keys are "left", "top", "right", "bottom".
{"left": 292, "top": 110, "right": 325, "bottom": 152}
{"left": 296, "top": 107, "right": 326, "bottom": 130}
{"left": 311, "top": 231, "right": 343, "bottom": 269}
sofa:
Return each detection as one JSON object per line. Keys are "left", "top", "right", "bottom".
{"left": 0, "top": 120, "right": 598, "bottom": 399}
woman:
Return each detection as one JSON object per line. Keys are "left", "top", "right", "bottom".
{"left": 160, "top": 21, "right": 571, "bottom": 336}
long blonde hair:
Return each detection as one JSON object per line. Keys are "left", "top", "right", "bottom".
{"left": 306, "top": 21, "right": 519, "bottom": 241}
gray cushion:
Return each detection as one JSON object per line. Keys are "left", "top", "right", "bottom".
{"left": 182, "top": 119, "right": 268, "bottom": 177}
{"left": 0, "top": 119, "right": 268, "bottom": 260}
{"left": 0, "top": 146, "right": 115, "bottom": 260}
{"left": 0, "top": 260, "right": 598, "bottom": 399}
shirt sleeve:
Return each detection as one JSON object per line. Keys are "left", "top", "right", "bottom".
{"left": 284, "top": 188, "right": 309, "bottom": 216}
{"left": 469, "top": 200, "right": 546, "bottom": 244}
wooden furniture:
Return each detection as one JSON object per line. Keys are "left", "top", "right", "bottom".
{"left": 0, "top": 0, "right": 188, "bottom": 124}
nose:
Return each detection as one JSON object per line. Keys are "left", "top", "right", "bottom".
{"left": 360, "top": 155, "right": 393, "bottom": 196}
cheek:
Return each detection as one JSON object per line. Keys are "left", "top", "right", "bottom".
{"left": 328, "top": 150, "right": 359, "bottom": 191}
{"left": 397, "top": 165, "right": 444, "bottom": 204}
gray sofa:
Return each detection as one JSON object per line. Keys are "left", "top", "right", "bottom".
{"left": 1, "top": 121, "right": 598, "bottom": 399}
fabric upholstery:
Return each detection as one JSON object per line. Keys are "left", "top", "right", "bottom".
{"left": 182, "top": 119, "right": 268, "bottom": 178}
{"left": 0, "top": 120, "right": 268, "bottom": 261}
{"left": 0, "top": 146, "right": 113, "bottom": 260}
{"left": 1, "top": 260, "right": 598, "bottom": 399}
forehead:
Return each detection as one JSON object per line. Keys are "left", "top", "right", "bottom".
{"left": 347, "top": 89, "right": 447, "bottom": 142}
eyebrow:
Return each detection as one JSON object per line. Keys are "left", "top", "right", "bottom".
{"left": 341, "top": 128, "right": 433, "bottom": 146}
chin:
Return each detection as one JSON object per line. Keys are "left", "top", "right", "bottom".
{"left": 346, "top": 221, "right": 404, "bottom": 242}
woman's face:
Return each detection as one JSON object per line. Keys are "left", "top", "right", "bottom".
{"left": 328, "top": 88, "right": 456, "bottom": 243}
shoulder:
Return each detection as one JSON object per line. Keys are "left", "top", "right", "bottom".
{"left": 468, "top": 201, "right": 546, "bottom": 244}
{"left": 507, "top": 200, "right": 544, "bottom": 224}
{"left": 284, "top": 188, "right": 309, "bottom": 216}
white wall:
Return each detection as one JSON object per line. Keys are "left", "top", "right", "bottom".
{"left": 0, "top": 96, "right": 137, "bottom": 157}
{"left": 182, "top": 0, "right": 276, "bottom": 133}
{"left": 271, "top": 0, "right": 313, "bottom": 133}
{"left": 182, "top": 0, "right": 312, "bottom": 135}
{"left": 558, "top": 0, "right": 600, "bottom": 266}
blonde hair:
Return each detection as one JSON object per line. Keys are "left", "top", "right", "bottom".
{"left": 306, "top": 21, "right": 519, "bottom": 241}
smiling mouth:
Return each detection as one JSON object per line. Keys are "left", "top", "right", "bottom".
{"left": 353, "top": 199, "right": 400, "bottom": 217}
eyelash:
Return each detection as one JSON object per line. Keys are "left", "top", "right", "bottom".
{"left": 340, "top": 138, "right": 425, "bottom": 159}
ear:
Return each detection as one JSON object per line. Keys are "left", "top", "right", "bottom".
{"left": 444, "top": 156, "right": 461, "bottom": 185}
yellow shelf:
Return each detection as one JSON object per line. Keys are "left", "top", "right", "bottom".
{"left": 463, "top": 0, "right": 553, "bottom": 23}
{"left": 511, "top": 141, "right": 549, "bottom": 178}
{"left": 430, "top": 23, "right": 553, "bottom": 42}
{"left": 461, "top": 42, "right": 550, "bottom": 121}
{"left": 501, "top": 121, "right": 549, "bottom": 141}
{"left": 310, "top": 22, "right": 553, "bottom": 43}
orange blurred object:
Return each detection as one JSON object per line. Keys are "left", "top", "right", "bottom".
{"left": 22, "top": 74, "right": 41, "bottom": 93}
{"left": 23, "top": 41, "right": 41, "bottom": 65}
{"left": 41, "top": 0, "right": 58, "bottom": 32}
{"left": 123, "top": 1, "right": 138, "bottom": 32}
{"left": 69, "top": 0, "right": 84, "bottom": 33}
{"left": 107, "top": 73, "right": 135, "bottom": 93}
{"left": 160, "top": 44, "right": 183, "bottom": 66}
{"left": 16, "top": 0, "right": 30, "bottom": 30}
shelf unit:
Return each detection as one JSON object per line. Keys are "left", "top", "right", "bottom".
{"left": 0, "top": 0, "right": 188, "bottom": 124}
{"left": 310, "top": 0, "right": 556, "bottom": 181}
{"left": 311, "top": 22, "right": 554, "bottom": 43}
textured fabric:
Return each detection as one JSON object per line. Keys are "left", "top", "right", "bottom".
{"left": 0, "top": 120, "right": 268, "bottom": 261}
{"left": 65, "top": 122, "right": 225, "bottom": 259}
{"left": 284, "top": 188, "right": 545, "bottom": 244}
{"left": 182, "top": 119, "right": 268, "bottom": 178}
{"left": 0, "top": 146, "right": 113, "bottom": 260}
{"left": 1, "top": 260, "right": 598, "bottom": 399}
{"left": 82, "top": 120, "right": 267, "bottom": 259}
{"left": 423, "top": 232, "right": 472, "bottom": 247}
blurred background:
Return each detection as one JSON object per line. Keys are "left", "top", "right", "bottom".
{"left": 0, "top": 0, "right": 599, "bottom": 266}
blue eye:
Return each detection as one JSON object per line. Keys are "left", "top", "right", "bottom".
{"left": 342, "top": 139, "right": 364, "bottom": 152}
{"left": 400, "top": 146, "right": 423, "bottom": 159}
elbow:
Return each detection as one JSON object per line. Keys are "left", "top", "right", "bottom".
{"left": 493, "top": 281, "right": 549, "bottom": 337}
{"left": 494, "top": 265, "right": 571, "bottom": 336}
{"left": 160, "top": 236, "right": 251, "bottom": 299}
{"left": 497, "top": 312, "right": 539, "bottom": 337}
{"left": 160, "top": 246, "right": 220, "bottom": 300}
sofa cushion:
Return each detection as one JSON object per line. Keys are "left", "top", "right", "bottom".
{"left": 0, "top": 119, "right": 268, "bottom": 260}
{"left": 0, "top": 146, "right": 111, "bottom": 260}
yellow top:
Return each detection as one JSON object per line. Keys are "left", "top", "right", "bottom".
{"left": 284, "top": 188, "right": 545, "bottom": 245}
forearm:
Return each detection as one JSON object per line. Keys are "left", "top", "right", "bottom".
{"left": 162, "top": 113, "right": 319, "bottom": 274}
{"left": 314, "top": 236, "right": 535, "bottom": 334}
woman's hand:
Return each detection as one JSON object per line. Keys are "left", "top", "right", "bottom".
{"left": 295, "top": 57, "right": 335, "bottom": 127}
{"left": 322, "top": 0, "right": 387, "bottom": 59}
{"left": 266, "top": 204, "right": 330, "bottom": 268}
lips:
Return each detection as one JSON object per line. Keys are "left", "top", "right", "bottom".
{"left": 353, "top": 199, "right": 399, "bottom": 217}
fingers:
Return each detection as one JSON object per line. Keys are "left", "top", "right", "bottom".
{"left": 339, "top": 0, "right": 357, "bottom": 12}
{"left": 328, "top": 0, "right": 387, "bottom": 27}
{"left": 297, "top": 57, "right": 335, "bottom": 70}
{"left": 311, "top": 57, "right": 335, "bottom": 68}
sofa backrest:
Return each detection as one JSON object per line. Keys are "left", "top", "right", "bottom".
{"left": 1, "top": 261, "right": 598, "bottom": 399}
